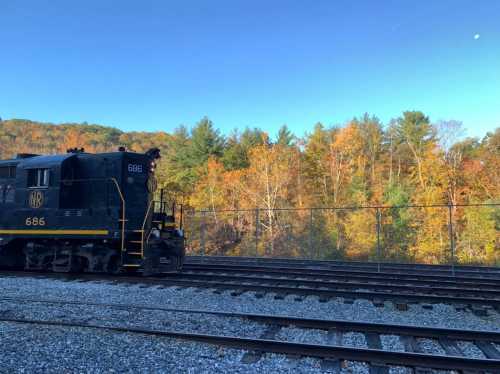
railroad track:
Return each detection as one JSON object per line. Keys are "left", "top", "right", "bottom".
{"left": 2, "top": 269, "right": 500, "bottom": 310}
{"left": 180, "top": 257, "right": 500, "bottom": 310}
{"left": 1, "top": 296, "right": 500, "bottom": 372}
{"left": 160, "top": 273, "right": 500, "bottom": 310}
{"left": 187, "top": 255, "right": 500, "bottom": 279}
{"left": 183, "top": 263, "right": 500, "bottom": 287}
{"left": 179, "top": 266, "right": 500, "bottom": 298}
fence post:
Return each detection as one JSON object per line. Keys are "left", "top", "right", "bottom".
{"left": 448, "top": 204, "right": 455, "bottom": 277}
{"left": 200, "top": 210, "right": 206, "bottom": 256}
{"left": 309, "top": 208, "right": 314, "bottom": 259}
{"left": 255, "top": 208, "right": 260, "bottom": 255}
{"left": 376, "top": 208, "right": 381, "bottom": 273}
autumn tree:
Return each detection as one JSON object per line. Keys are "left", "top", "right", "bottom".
{"left": 242, "top": 141, "right": 298, "bottom": 256}
{"left": 394, "top": 111, "right": 437, "bottom": 190}
{"left": 1, "top": 115, "right": 498, "bottom": 264}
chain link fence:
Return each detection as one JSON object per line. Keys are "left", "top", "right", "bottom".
{"left": 183, "top": 203, "right": 500, "bottom": 268}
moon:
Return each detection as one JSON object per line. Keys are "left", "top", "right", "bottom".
{"left": 474, "top": 34, "right": 480, "bottom": 40}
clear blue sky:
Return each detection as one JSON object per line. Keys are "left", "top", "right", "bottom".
{"left": 1, "top": 0, "right": 499, "bottom": 139}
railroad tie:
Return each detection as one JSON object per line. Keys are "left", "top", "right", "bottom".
{"left": 0, "top": 309, "right": 13, "bottom": 318}
{"left": 475, "top": 340, "right": 500, "bottom": 359}
{"left": 239, "top": 351, "right": 263, "bottom": 364}
{"left": 365, "top": 332, "right": 389, "bottom": 374}
{"left": 394, "top": 302, "right": 409, "bottom": 311}
{"left": 438, "top": 338, "right": 463, "bottom": 356}
{"left": 471, "top": 306, "right": 488, "bottom": 317}
{"left": 365, "top": 332, "right": 382, "bottom": 350}
{"left": 369, "top": 365, "right": 389, "bottom": 374}
{"left": 320, "top": 358, "right": 341, "bottom": 372}
{"left": 320, "top": 328, "right": 345, "bottom": 372}
{"left": 400, "top": 335, "right": 421, "bottom": 353}
{"left": 230, "top": 289, "right": 246, "bottom": 297}
{"left": 240, "top": 325, "right": 282, "bottom": 364}
{"left": 326, "top": 328, "right": 343, "bottom": 346}
{"left": 401, "top": 335, "right": 435, "bottom": 374}
{"left": 414, "top": 368, "right": 432, "bottom": 374}
{"left": 318, "top": 295, "right": 330, "bottom": 303}
{"left": 121, "top": 282, "right": 136, "bottom": 288}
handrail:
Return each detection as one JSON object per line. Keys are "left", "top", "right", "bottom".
{"left": 141, "top": 199, "right": 155, "bottom": 258}
{"left": 109, "top": 178, "right": 126, "bottom": 254}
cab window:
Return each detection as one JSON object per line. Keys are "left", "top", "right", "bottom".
{"left": 28, "top": 168, "right": 50, "bottom": 188}
{"left": 0, "top": 184, "right": 15, "bottom": 203}
{"left": 0, "top": 166, "right": 16, "bottom": 178}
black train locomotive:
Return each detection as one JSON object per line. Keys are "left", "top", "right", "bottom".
{"left": 0, "top": 148, "right": 184, "bottom": 274}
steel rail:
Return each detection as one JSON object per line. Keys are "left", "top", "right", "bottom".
{"left": 163, "top": 271, "right": 500, "bottom": 299}
{"left": 187, "top": 257, "right": 500, "bottom": 279}
{"left": 183, "top": 263, "right": 500, "bottom": 289}
{"left": 184, "top": 262, "right": 500, "bottom": 285}
{"left": 151, "top": 277, "right": 500, "bottom": 307}
{"left": 4, "top": 296, "right": 500, "bottom": 342}
{"left": 187, "top": 255, "right": 500, "bottom": 273}
{"left": 1, "top": 317, "right": 499, "bottom": 371}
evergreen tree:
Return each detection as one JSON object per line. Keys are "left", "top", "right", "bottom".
{"left": 159, "top": 125, "right": 194, "bottom": 200}
{"left": 189, "top": 117, "right": 225, "bottom": 166}
{"left": 276, "top": 124, "right": 295, "bottom": 146}
{"left": 394, "top": 111, "right": 437, "bottom": 189}
{"left": 222, "top": 127, "right": 266, "bottom": 170}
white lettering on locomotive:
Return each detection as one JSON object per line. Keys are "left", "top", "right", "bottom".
{"left": 127, "top": 164, "right": 143, "bottom": 173}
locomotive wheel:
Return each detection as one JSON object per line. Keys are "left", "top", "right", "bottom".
{"left": 106, "top": 255, "right": 121, "bottom": 275}
{"left": 165, "top": 255, "right": 181, "bottom": 272}
{"left": 172, "top": 255, "right": 182, "bottom": 271}
{"left": 70, "top": 256, "right": 86, "bottom": 273}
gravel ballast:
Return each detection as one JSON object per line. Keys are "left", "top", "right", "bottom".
{"left": 0, "top": 275, "right": 499, "bottom": 373}
{"left": 380, "top": 334, "right": 406, "bottom": 352}
{"left": 1, "top": 276, "right": 498, "bottom": 331}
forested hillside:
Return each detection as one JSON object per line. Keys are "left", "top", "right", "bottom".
{"left": 1, "top": 113, "right": 498, "bottom": 264}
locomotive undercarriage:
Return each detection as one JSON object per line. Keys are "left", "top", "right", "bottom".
{"left": 0, "top": 238, "right": 184, "bottom": 274}
{"left": 23, "top": 240, "right": 120, "bottom": 273}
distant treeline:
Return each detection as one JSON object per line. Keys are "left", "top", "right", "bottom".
{"left": 1, "top": 114, "right": 498, "bottom": 264}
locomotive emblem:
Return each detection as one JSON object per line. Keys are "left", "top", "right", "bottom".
{"left": 29, "top": 190, "right": 44, "bottom": 208}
